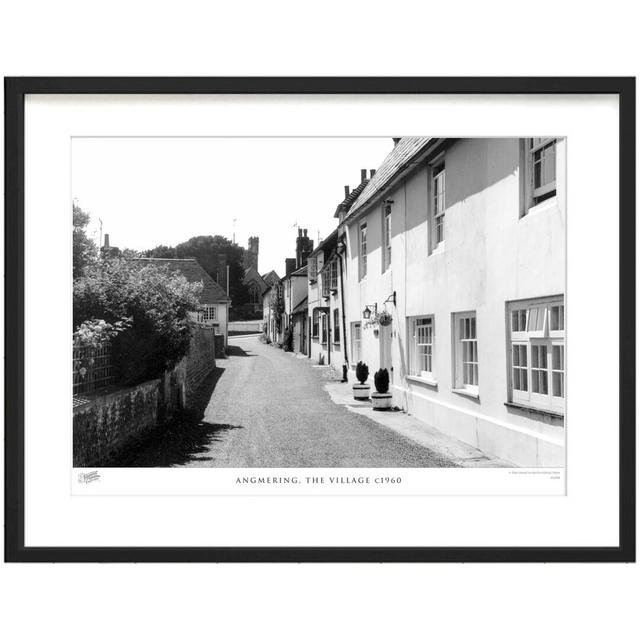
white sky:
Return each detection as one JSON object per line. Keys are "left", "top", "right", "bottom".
{"left": 72, "top": 137, "right": 393, "bottom": 276}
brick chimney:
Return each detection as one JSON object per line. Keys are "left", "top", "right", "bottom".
{"left": 285, "top": 257, "right": 296, "bottom": 276}
{"left": 296, "top": 228, "right": 314, "bottom": 269}
{"left": 360, "top": 169, "right": 367, "bottom": 182}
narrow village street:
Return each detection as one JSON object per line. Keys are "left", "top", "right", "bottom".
{"left": 113, "top": 335, "right": 461, "bottom": 468}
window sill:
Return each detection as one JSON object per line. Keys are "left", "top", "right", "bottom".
{"left": 452, "top": 387, "right": 479, "bottom": 400}
{"left": 504, "top": 401, "right": 564, "bottom": 420}
{"left": 406, "top": 375, "right": 438, "bottom": 388}
{"left": 332, "top": 341, "right": 341, "bottom": 346}
{"left": 430, "top": 242, "right": 445, "bottom": 256}
{"left": 522, "top": 195, "right": 558, "bottom": 219}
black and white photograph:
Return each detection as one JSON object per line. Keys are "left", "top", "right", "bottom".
{"left": 72, "top": 135, "right": 566, "bottom": 472}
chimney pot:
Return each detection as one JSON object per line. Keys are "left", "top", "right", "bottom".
{"left": 304, "top": 228, "right": 307, "bottom": 236}
{"left": 104, "top": 233, "right": 110, "bottom": 248}
{"left": 370, "top": 169, "right": 376, "bottom": 178}
{"left": 361, "top": 169, "right": 367, "bottom": 182}
{"left": 344, "top": 185, "right": 350, "bottom": 198}
{"left": 392, "top": 137, "right": 401, "bottom": 146}
{"left": 298, "top": 228, "right": 302, "bottom": 237}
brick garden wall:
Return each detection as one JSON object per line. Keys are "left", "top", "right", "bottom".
{"left": 73, "top": 325, "right": 217, "bottom": 467}
{"left": 180, "top": 325, "right": 216, "bottom": 405}
{"left": 73, "top": 379, "right": 160, "bottom": 467}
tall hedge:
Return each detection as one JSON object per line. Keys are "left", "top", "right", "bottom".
{"left": 73, "top": 258, "right": 202, "bottom": 385}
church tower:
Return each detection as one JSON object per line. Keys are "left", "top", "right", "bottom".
{"left": 246, "top": 236, "right": 259, "bottom": 272}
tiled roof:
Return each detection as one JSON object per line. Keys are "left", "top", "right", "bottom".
{"left": 134, "top": 258, "right": 231, "bottom": 304}
{"left": 261, "top": 270, "right": 281, "bottom": 286}
{"left": 308, "top": 228, "right": 338, "bottom": 258}
{"left": 289, "top": 264, "right": 308, "bottom": 277}
{"left": 334, "top": 178, "right": 369, "bottom": 218}
{"left": 345, "top": 137, "right": 432, "bottom": 221}
{"left": 291, "top": 295, "right": 308, "bottom": 315}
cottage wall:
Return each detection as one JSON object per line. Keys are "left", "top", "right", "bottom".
{"left": 342, "top": 138, "right": 566, "bottom": 466}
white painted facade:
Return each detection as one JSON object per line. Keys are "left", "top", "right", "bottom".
{"left": 307, "top": 233, "right": 348, "bottom": 368}
{"left": 340, "top": 137, "right": 566, "bottom": 467}
{"left": 191, "top": 302, "right": 229, "bottom": 348}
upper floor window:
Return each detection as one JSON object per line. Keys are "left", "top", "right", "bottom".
{"left": 431, "top": 161, "right": 446, "bottom": 250}
{"left": 312, "top": 308, "right": 320, "bottom": 338}
{"left": 522, "top": 138, "right": 557, "bottom": 214}
{"left": 359, "top": 222, "right": 367, "bottom": 279}
{"left": 508, "top": 296, "right": 564, "bottom": 413}
{"left": 308, "top": 256, "right": 317, "bottom": 282}
{"left": 530, "top": 138, "right": 556, "bottom": 203}
{"left": 330, "top": 259, "right": 338, "bottom": 292}
{"left": 382, "top": 204, "right": 392, "bottom": 271}
{"left": 321, "top": 267, "right": 331, "bottom": 298}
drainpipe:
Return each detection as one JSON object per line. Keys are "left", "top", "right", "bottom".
{"left": 338, "top": 248, "right": 349, "bottom": 368}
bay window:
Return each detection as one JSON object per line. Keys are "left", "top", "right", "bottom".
{"left": 508, "top": 296, "right": 565, "bottom": 413}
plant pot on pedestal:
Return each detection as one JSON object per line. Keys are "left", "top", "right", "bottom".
{"left": 371, "top": 391, "right": 392, "bottom": 410}
{"left": 372, "top": 368, "right": 392, "bottom": 410}
{"left": 353, "top": 361, "right": 370, "bottom": 401}
{"left": 353, "top": 383, "right": 371, "bottom": 400}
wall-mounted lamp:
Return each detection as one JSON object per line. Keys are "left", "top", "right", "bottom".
{"left": 336, "top": 240, "right": 346, "bottom": 255}
{"left": 362, "top": 303, "right": 377, "bottom": 320}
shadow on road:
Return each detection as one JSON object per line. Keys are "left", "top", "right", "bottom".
{"left": 226, "top": 344, "right": 258, "bottom": 357}
{"left": 105, "top": 367, "right": 244, "bottom": 467}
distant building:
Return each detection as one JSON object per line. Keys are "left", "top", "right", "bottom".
{"left": 239, "top": 237, "right": 287, "bottom": 318}
{"left": 305, "top": 171, "right": 371, "bottom": 368}
{"left": 134, "top": 257, "right": 232, "bottom": 349}
{"left": 282, "top": 264, "right": 308, "bottom": 353}
{"left": 245, "top": 236, "right": 260, "bottom": 271}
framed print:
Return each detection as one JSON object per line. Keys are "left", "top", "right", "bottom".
{"left": 4, "top": 77, "right": 635, "bottom": 562}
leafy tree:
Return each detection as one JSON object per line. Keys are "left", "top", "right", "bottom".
{"left": 146, "top": 235, "right": 250, "bottom": 305}
{"left": 143, "top": 244, "right": 176, "bottom": 258}
{"left": 73, "top": 202, "right": 98, "bottom": 278}
{"left": 74, "top": 258, "right": 202, "bottom": 385}
{"left": 175, "top": 235, "right": 249, "bottom": 304}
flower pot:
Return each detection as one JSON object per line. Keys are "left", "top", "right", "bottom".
{"left": 353, "top": 384, "right": 371, "bottom": 400}
{"left": 371, "top": 391, "right": 393, "bottom": 410}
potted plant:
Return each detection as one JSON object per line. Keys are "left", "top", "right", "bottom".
{"left": 353, "top": 361, "right": 370, "bottom": 400}
{"left": 371, "top": 368, "right": 393, "bottom": 410}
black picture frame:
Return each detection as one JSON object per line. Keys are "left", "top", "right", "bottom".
{"left": 4, "top": 77, "right": 635, "bottom": 563}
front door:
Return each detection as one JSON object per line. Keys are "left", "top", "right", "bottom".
{"left": 300, "top": 317, "right": 306, "bottom": 354}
